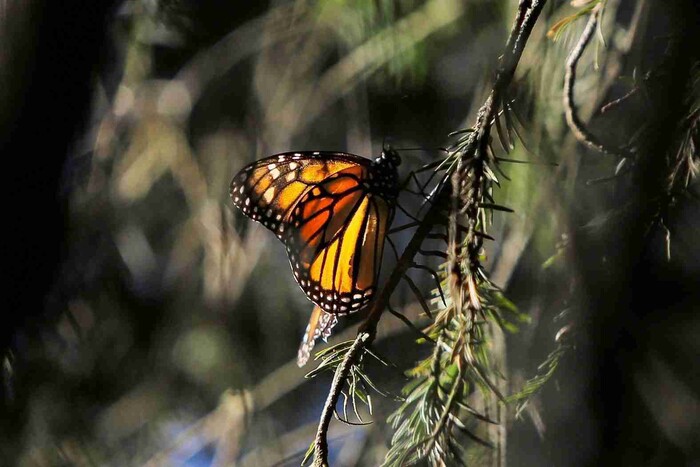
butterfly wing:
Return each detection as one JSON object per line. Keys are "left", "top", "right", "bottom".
{"left": 290, "top": 178, "right": 392, "bottom": 366}
{"left": 230, "top": 151, "right": 370, "bottom": 238}
{"left": 285, "top": 165, "right": 392, "bottom": 314}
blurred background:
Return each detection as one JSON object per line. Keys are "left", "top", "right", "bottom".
{"left": 1, "top": 0, "right": 698, "bottom": 466}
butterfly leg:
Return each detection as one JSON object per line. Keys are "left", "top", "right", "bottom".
{"left": 385, "top": 235, "right": 400, "bottom": 261}
{"left": 402, "top": 273, "right": 433, "bottom": 319}
{"left": 396, "top": 200, "right": 422, "bottom": 223}
{"left": 399, "top": 170, "right": 435, "bottom": 200}
{"left": 411, "top": 262, "right": 447, "bottom": 306}
{"left": 388, "top": 221, "right": 420, "bottom": 235}
{"left": 387, "top": 303, "right": 435, "bottom": 343}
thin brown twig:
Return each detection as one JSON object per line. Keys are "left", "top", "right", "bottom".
{"left": 311, "top": 1, "right": 549, "bottom": 465}
{"left": 313, "top": 205, "right": 443, "bottom": 466}
{"left": 600, "top": 86, "right": 639, "bottom": 114}
{"left": 563, "top": 6, "right": 628, "bottom": 157}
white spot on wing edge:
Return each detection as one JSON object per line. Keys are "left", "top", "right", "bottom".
{"left": 263, "top": 187, "right": 275, "bottom": 203}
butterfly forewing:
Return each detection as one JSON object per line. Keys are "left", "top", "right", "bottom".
{"left": 230, "top": 152, "right": 369, "bottom": 237}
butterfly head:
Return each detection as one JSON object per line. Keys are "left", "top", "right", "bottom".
{"left": 381, "top": 146, "right": 402, "bottom": 167}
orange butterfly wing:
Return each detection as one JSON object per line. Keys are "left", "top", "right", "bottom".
{"left": 230, "top": 152, "right": 365, "bottom": 238}
{"left": 289, "top": 176, "right": 391, "bottom": 366}
{"left": 285, "top": 166, "right": 391, "bottom": 314}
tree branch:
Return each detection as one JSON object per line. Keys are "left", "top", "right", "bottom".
{"left": 312, "top": 1, "right": 548, "bottom": 465}
{"left": 563, "top": 6, "right": 628, "bottom": 157}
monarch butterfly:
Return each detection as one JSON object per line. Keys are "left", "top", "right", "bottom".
{"left": 230, "top": 149, "right": 400, "bottom": 366}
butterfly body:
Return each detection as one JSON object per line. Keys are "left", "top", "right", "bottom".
{"left": 230, "top": 149, "right": 400, "bottom": 364}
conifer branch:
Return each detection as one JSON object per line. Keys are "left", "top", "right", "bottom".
{"left": 311, "top": 1, "right": 548, "bottom": 465}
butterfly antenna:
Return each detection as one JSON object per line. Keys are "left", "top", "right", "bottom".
{"left": 394, "top": 146, "right": 448, "bottom": 153}
{"left": 382, "top": 135, "right": 396, "bottom": 151}
{"left": 395, "top": 146, "right": 449, "bottom": 165}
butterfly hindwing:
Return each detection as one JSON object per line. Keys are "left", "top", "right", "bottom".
{"left": 284, "top": 167, "right": 391, "bottom": 315}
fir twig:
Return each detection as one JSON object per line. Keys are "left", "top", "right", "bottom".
{"left": 508, "top": 341, "right": 571, "bottom": 418}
